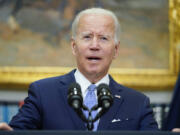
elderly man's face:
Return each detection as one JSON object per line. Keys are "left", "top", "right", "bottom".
{"left": 71, "top": 13, "right": 119, "bottom": 81}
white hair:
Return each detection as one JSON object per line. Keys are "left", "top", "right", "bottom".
{"left": 71, "top": 7, "right": 120, "bottom": 44}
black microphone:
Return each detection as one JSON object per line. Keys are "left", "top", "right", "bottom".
{"left": 67, "top": 82, "right": 83, "bottom": 109}
{"left": 67, "top": 82, "right": 88, "bottom": 122}
{"left": 97, "top": 83, "right": 113, "bottom": 110}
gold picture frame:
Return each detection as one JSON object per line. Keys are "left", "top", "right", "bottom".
{"left": 0, "top": 0, "right": 179, "bottom": 90}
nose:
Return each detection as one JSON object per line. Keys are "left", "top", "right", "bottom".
{"left": 90, "top": 37, "right": 100, "bottom": 51}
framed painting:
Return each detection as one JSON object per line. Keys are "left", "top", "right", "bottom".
{"left": 0, "top": 0, "right": 179, "bottom": 90}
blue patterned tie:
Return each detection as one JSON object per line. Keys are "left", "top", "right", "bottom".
{"left": 84, "top": 84, "right": 98, "bottom": 131}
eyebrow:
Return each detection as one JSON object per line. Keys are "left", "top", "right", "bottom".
{"left": 79, "top": 32, "right": 112, "bottom": 38}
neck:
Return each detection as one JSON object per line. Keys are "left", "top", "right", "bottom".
{"left": 79, "top": 70, "right": 108, "bottom": 84}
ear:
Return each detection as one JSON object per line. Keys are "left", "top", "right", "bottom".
{"left": 113, "top": 41, "right": 120, "bottom": 59}
{"left": 71, "top": 37, "right": 77, "bottom": 56}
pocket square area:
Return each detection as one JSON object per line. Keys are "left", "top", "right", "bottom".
{"left": 112, "top": 119, "right": 121, "bottom": 123}
{"left": 111, "top": 117, "right": 133, "bottom": 123}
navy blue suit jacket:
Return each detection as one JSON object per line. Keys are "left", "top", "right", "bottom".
{"left": 163, "top": 74, "right": 180, "bottom": 130}
{"left": 9, "top": 70, "right": 158, "bottom": 130}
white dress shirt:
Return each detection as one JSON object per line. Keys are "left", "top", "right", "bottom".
{"left": 74, "top": 69, "right": 110, "bottom": 100}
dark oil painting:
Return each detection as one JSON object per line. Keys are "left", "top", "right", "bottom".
{"left": 0, "top": 0, "right": 169, "bottom": 69}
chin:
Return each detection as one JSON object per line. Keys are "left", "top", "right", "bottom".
{"left": 86, "top": 68, "right": 100, "bottom": 75}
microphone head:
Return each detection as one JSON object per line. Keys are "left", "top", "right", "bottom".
{"left": 68, "top": 82, "right": 81, "bottom": 94}
{"left": 97, "top": 83, "right": 110, "bottom": 95}
{"left": 67, "top": 82, "right": 83, "bottom": 109}
{"left": 97, "top": 83, "right": 113, "bottom": 109}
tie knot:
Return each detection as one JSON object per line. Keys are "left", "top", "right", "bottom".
{"left": 88, "top": 84, "right": 96, "bottom": 92}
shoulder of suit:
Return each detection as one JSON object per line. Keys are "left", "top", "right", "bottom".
{"left": 31, "top": 70, "right": 75, "bottom": 86}
{"left": 115, "top": 82, "right": 148, "bottom": 99}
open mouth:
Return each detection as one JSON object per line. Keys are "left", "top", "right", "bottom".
{"left": 87, "top": 56, "right": 101, "bottom": 61}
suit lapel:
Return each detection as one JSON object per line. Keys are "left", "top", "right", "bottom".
{"left": 58, "top": 69, "right": 86, "bottom": 130}
{"left": 98, "top": 76, "right": 124, "bottom": 130}
{"left": 57, "top": 71, "right": 124, "bottom": 130}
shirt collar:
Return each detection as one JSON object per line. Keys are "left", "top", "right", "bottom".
{"left": 74, "top": 69, "right": 109, "bottom": 98}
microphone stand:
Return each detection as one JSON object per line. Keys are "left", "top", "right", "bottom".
{"left": 68, "top": 83, "right": 113, "bottom": 131}
{"left": 82, "top": 105, "right": 95, "bottom": 131}
{"left": 75, "top": 104, "right": 108, "bottom": 131}
{"left": 91, "top": 105, "right": 108, "bottom": 123}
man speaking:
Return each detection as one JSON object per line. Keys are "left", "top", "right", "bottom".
{"left": 0, "top": 7, "right": 158, "bottom": 131}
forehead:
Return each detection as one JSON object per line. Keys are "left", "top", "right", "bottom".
{"left": 77, "top": 13, "right": 115, "bottom": 35}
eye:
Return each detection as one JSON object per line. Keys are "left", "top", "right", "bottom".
{"left": 84, "top": 35, "right": 91, "bottom": 39}
{"left": 100, "top": 36, "right": 108, "bottom": 41}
